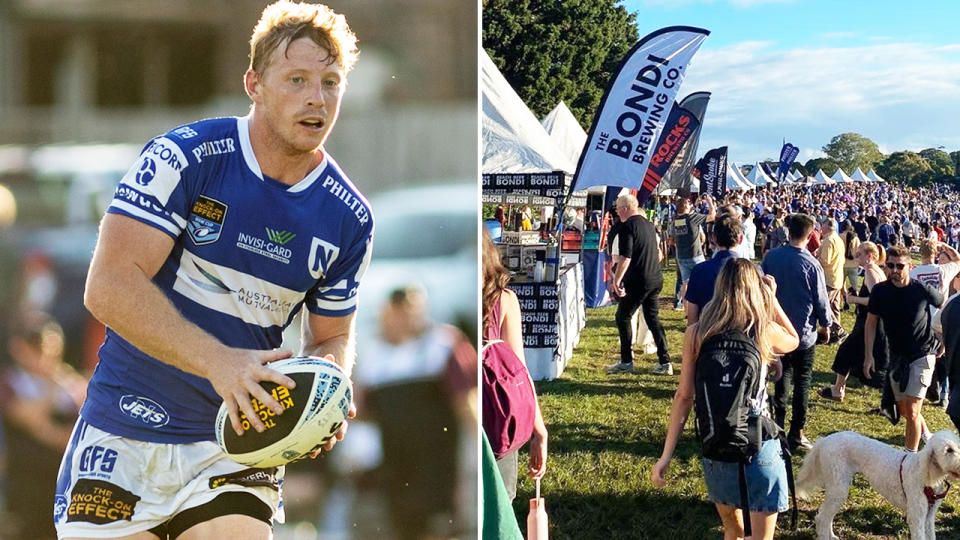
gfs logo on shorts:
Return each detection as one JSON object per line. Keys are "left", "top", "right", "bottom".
{"left": 119, "top": 395, "right": 170, "bottom": 428}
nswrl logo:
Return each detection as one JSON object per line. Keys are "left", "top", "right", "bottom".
{"left": 265, "top": 228, "right": 296, "bottom": 245}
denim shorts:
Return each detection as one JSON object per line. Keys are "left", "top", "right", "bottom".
{"left": 701, "top": 439, "right": 789, "bottom": 513}
{"left": 678, "top": 256, "right": 705, "bottom": 282}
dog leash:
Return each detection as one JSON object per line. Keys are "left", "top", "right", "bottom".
{"left": 898, "top": 454, "right": 907, "bottom": 501}
{"left": 899, "top": 452, "right": 952, "bottom": 507}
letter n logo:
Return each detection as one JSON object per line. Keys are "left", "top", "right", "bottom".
{"left": 308, "top": 237, "right": 340, "bottom": 280}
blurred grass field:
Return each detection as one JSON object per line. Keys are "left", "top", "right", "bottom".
{"left": 513, "top": 260, "right": 959, "bottom": 539}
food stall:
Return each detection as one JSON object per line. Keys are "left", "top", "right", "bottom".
{"left": 483, "top": 171, "right": 587, "bottom": 380}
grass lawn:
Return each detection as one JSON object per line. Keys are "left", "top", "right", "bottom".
{"left": 513, "top": 260, "right": 960, "bottom": 539}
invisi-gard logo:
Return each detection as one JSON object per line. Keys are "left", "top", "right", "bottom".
{"left": 237, "top": 227, "right": 295, "bottom": 264}
{"left": 265, "top": 228, "right": 296, "bottom": 245}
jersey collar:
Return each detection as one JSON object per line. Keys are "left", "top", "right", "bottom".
{"left": 237, "top": 115, "right": 328, "bottom": 193}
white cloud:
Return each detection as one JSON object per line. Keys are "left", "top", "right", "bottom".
{"left": 683, "top": 40, "right": 960, "bottom": 162}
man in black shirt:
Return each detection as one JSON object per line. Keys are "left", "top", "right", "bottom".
{"left": 865, "top": 245, "right": 944, "bottom": 451}
{"left": 607, "top": 194, "right": 671, "bottom": 375}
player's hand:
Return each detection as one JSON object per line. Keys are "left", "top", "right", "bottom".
{"left": 311, "top": 401, "right": 357, "bottom": 458}
{"left": 208, "top": 348, "right": 295, "bottom": 436}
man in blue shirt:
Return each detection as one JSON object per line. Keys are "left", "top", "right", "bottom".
{"left": 684, "top": 213, "right": 741, "bottom": 325}
{"left": 762, "top": 213, "right": 832, "bottom": 452}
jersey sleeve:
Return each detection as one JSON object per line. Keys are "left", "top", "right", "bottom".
{"left": 106, "top": 136, "right": 193, "bottom": 238}
{"left": 306, "top": 218, "right": 375, "bottom": 317}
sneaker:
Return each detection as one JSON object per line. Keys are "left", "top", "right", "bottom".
{"left": 605, "top": 362, "right": 635, "bottom": 374}
{"left": 651, "top": 363, "right": 674, "bottom": 375}
{"left": 829, "top": 328, "right": 849, "bottom": 345}
{"left": 788, "top": 432, "right": 813, "bottom": 453}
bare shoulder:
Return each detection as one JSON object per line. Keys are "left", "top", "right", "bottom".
{"left": 501, "top": 288, "right": 520, "bottom": 311}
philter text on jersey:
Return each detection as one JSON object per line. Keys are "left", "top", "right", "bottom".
{"left": 192, "top": 138, "right": 237, "bottom": 163}
{"left": 322, "top": 175, "right": 370, "bottom": 225}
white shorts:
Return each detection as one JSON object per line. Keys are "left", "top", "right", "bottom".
{"left": 55, "top": 419, "right": 284, "bottom": 539}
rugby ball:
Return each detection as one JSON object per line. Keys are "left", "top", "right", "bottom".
{"left": 215, "top": 356, "right": 352, "bottom": 468}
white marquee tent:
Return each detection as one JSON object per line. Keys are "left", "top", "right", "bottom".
{"left": 726, "top": 162, "right": 753, "bottom": 191}
{"left": 481, "top": 51, "right": 574, "bottom": 174}
{"left": 747, "top": 162, "right": 775, "bottom": 186}
{"left": 813, "top": 169, "right": 835, "bottom": 184}
{"left": 851, "top": 167, "right": 871, "bottom": 182}
{"left": 867, "top": 168, "right": 886, "bottom": 183}
{"left": 831, "top": 168, "right": 855, "bottom": 183}
{"left": 541, "top": 101, "right": 587, "bottom": 169}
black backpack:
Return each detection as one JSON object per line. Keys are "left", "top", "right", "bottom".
{"left": 694, "top": 331, "right": 777, "bottom": 462}
{"left": 693, "top": 331, "right": 796, "bottom": 532}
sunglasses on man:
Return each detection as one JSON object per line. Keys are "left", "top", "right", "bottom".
{"left": 885, "top": 262, "right": 906, "bottom": 270}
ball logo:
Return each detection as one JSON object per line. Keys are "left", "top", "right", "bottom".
{"left": 135, "top": 158, "right": 157, "bottom": 186}
{"left": 119, "top": 395, "right": 170, "bottom": 427}
{"left": 240, "top": 386, "right": 295, "bottom": 432}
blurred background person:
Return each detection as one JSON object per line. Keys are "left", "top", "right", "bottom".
{"left": 354, "top": 285, "right": 476, "bottom": 540}
{"left": 1, "top": 312, "right": 84, "bottom": 540}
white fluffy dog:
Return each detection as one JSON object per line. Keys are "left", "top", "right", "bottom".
{"left": 796, "top": 430, "right": 960, "bottom": 540}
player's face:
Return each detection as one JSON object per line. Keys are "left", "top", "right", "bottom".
{"left": 251, "top": 37, "right": 346, "bottom": 154}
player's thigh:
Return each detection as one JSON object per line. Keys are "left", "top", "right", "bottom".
{"left": 62, "top": 532, "right": 160, "bottom": 540}
{"left": 176, "top": 514, "right": 272, "bottom": 540}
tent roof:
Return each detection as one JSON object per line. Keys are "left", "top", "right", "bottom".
{"left": 481, "top": 51, "right": 573, "bottom": 174}
{"left": 814, "top": 169, "right": 835, "bottom": 184}
{"left": 831, "top": 168, "right": 854, "bottom": 183}
{"left": 746, "top": 162, "right": 775, "bottom": 186}
{"left": 867, "top": 168, "right": 886, "bottom": 183}
{"left": 726, "top": 162, "right": 753, "bottom": 191}
{"left": 541, "top": 101, "right": 587, "bottom": 169}
{"left": 850, "top": 167, "right": 870, "bottom": 182}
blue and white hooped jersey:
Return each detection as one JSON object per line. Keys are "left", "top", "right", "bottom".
{"left": 81, "top": 115, "right": 374, "bottom": 444}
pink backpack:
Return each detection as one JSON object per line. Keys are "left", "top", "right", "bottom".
{"left": 482, "top": 295, "right": 537, "bottom": 459}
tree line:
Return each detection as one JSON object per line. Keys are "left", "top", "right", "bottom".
{"left": 484, "top": 1, "right": 959, "bottom": 188}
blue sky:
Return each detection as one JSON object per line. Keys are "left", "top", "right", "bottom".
{"left": 622, "top": 0, "right": 960, "bottom": 165}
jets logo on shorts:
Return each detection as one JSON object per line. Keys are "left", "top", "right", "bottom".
{"left": 136, "top": 158, "right": 156, "bottom": 186}
{"left": 187, "top": 195, "right": 228, "bottom": 246}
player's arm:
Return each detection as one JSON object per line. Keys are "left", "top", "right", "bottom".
{"left": 84, "top": 213, "right": 294, "bottom": 436}
{"left": 301, "top": 311, "right": 357, "bottom": 453}
{"left": 300, "top": 311, "right": 356, "bottom": 377}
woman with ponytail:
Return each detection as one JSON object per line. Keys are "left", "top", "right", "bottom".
{"left": 821, "top": 241, "right": 889, "bottom": 400}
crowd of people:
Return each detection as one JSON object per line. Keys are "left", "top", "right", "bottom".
{"left": 614, "top": 179, "right": 960, "bottom": 538}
